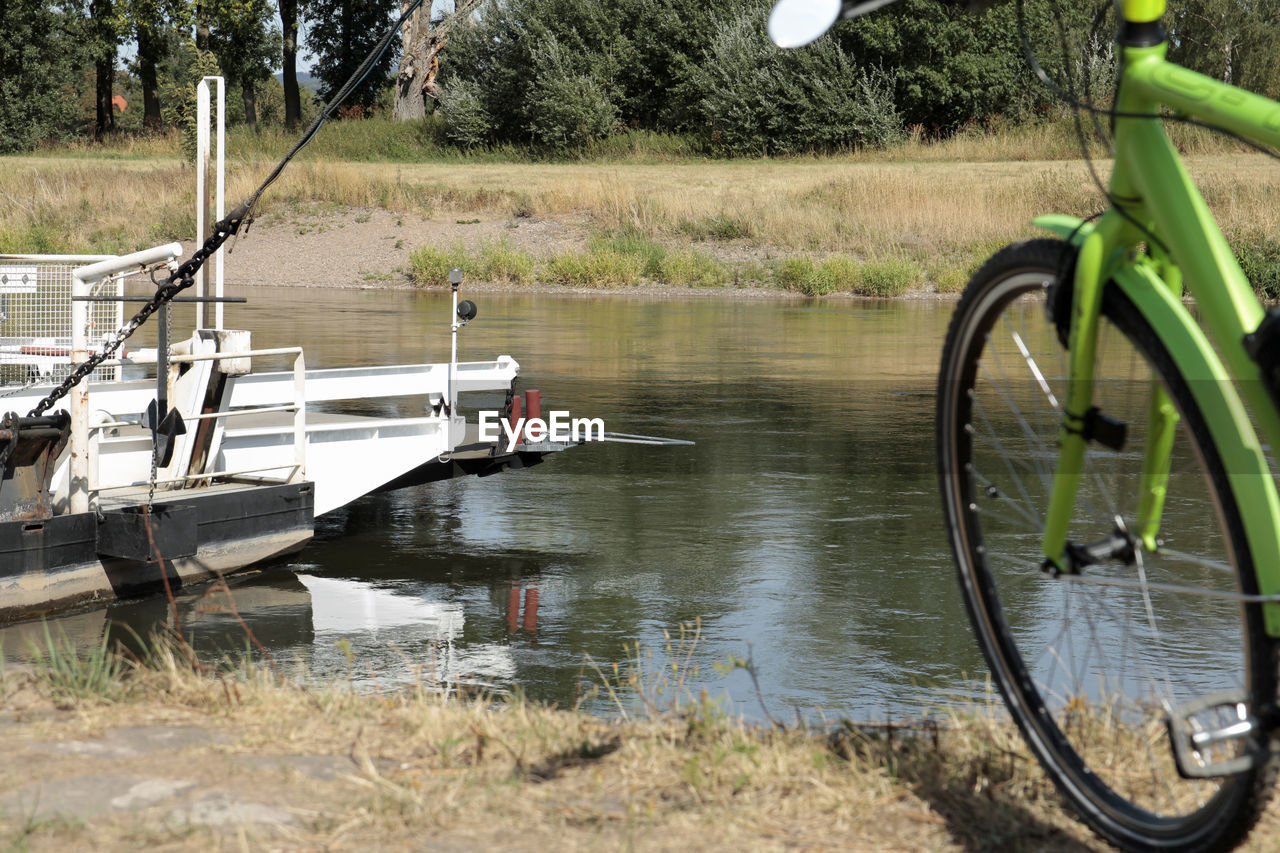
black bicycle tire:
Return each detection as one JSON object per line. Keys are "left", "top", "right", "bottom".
{"left": 936, "top": 238, "right": 1279, "bottom": 851}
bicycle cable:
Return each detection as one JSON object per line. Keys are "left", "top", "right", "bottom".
{"left": 1017, "top": 0, "right": 1172, "bottom": 252}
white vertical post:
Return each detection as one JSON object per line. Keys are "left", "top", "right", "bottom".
{"left": 195, "top": 76, "right": 226, "bottom": 331}
{"left": 293, "top": 350, "right": 306, "bottom": 480}
{"left": 211, "top": 77, "right": 226, "bottom": 331}
{"left": 196, "top": 80, "right": 210, "bottom": 331}
{"left": 69, "top": 273, "right": 90, "bottom": 514}
{"left": 448, "top": 268, "right": 462, "bottom": 414}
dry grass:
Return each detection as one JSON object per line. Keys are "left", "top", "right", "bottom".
{"left": 4, "top": 146, "right": 1280, "bottom": 292}
{"left": 0, "top": 642, "right": 1082, "bottom": 851}
{"left": 1, "top": 631, "right": 1278, "bottom": 851}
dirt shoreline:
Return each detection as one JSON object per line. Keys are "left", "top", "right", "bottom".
{"left": 0, "top": 666, "right": 1107, "bottom": 852}
{"left": 202, "top": 207, "right": 956, "bottom": 300}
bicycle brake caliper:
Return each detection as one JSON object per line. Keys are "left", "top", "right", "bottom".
{"left": 1166, "top": 691, "right": 1262, "bottom": 779}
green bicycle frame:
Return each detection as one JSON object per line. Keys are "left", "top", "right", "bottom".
{"left": 1035, "top": 0, "right": 1280, "bottom": 635}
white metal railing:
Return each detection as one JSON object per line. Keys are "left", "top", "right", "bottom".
{"left": 168, "top": 346, "right": 306, "bottom": 482}
{"left": 0, "top": 253, "right": 129, "bottom": 385}
{"left": 88, "top": 346, "right": 306, "bottom": 499}
{"left": 68, "top": 244, "right": 184, "bottom": 513}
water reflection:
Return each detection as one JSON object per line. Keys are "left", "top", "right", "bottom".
{"left": 3, "top": 292, "right": 989, "bottom": 720}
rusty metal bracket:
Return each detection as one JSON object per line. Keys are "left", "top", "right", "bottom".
{"left": 0, "top": 410, "right": 71, "bottom": 521}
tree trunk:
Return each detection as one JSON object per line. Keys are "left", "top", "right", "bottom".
{"left": 194, "top": 1, "right": 210, "bottom": 51}
{"left": 90, "top": 0, "right": 116, "bottom": 139}
{"left": 95, "top": 56, "right": 115, "bottom": 138}
{"left": 136, "top": 23, "right": 162, "bottom": 130}
{"left": 392, "top": 0, "right": 480, "bottom": 121}
{"left": 281, "top": 0, "right": 301, "bottom": 127}
{"left": 242, "top": 83, "right": 258, "bottom": 128}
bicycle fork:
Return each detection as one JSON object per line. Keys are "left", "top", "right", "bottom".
{"left": 1040, "top": 218, "right": 1184, "bottom": 572}
{"left": 1037, "top": 223, "right": 1267, "bottom": 777}
{"left": 1037, "top": 226, "right": 1167, "bottom": 573}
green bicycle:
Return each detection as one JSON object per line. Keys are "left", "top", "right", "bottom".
{"left": 771, "top": 0, "right": 1280, "bottom": 849}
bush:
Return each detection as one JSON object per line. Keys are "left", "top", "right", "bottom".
{"left": 856, "top": 257, "right": 921, "bottom": 296}
{"left": 545, "top": 249, "right": 644, "bottom": 287}
{"left": 438, "top": 79, "right": 493, "bottom": 148}
{"left": 776, "top": 255, "right": 919, "bottom": 296}
{"left": 479, "top": 239, "right": 536, "bottom": 285}
{"left": 1234, "top": 232, "right": 1280, "bottom": 301}
{"left": 677, "top": 215, "right": 753, "bottom": 241}
{"left": 931, "top": 264, "right": 970, "bottom": 294}
{"left": 775, "top": 257, "right": 831, "bottom": 295}
{"left": 589, "top": 231, "right": 666, "bottom": 278}
{"left": 524, "top": 38, "right": 619, "bottom": 151}
{"left": 659, "top": 250, "right": 730, "bottom": 288}
{"left": 409, "top": 244, "right": 472, "bottom": 287}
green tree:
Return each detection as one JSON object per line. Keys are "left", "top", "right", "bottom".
{"left": 159, "top": 37, "right": 219, "bottom": 158}
{"left": 835, "top": 0, "right": 1055, "bottom": 132}
{"left": 125, "top": 0, "right": 192, "bottom": 129}
{"left": 524, "top": 36, "right": 620, "bottom": 149}
{"left": 307, "top": 0, "right": 401, "bottom": 111}
{"left": 682, "top": 7, "right": 902, "bottom": 155}
{"left": 1167, "top": 0, "right": 1280, "bottom": 96}
{"left": 208, "top": 0, "right": 281, "bottom": 126}
{"left": 440, "top": 0, "right": 666, "bottom": 145}
{"left": 0, "top": 0, "right": 88, "bottom": 152}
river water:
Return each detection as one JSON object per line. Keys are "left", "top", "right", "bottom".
{"left": 5, "top": 287, "right": 993, "bottom": 721}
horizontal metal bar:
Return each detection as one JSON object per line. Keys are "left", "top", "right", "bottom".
{"left": 94, "top": 464, "right": 299, "bottom": 491}
{"left": 183, "top": 404, "right": 297, "bottom": 422}
{"left": 0, "top": 427, "right": 64, "bottom": 442}
{"left": 170, "top": 347, "right": 302, "bottom": 364}
{"left": 0, "top": 254, "right": 115, "bottom": 263}
{"left": 71, "top": 295, "right": 247, "bottom": 303}
{"left": 73, "top": 243, "right": 183, "bottom": 283}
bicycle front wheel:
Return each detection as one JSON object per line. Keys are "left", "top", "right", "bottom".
{"left": 937, "top": 239, "right": 1279, "bottom": 851}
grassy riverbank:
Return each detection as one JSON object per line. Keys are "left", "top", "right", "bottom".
{"left": 4, "top": 125, "right": 1280, "bottom": 296}
{"left": 0, "top": 633, "right": 1129, "bottom": 851}
{"left": 4, "top": 632, "right": 1280, "bottom": 850}
{"left": 2, "top": 623, "right": 1279, "bottom": 851}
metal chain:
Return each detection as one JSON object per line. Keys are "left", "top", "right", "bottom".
{"left": 0, "top": 375, "right": 49, "bottom": 400}
{"left": 146, "top": 299, "right": 172, "bottom": 509}
{"left": 147, "top": 441, "right": 158, "bottom": 509}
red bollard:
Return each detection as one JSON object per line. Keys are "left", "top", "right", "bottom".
{"left": 524, "top": 389, "right": 542, "bottom": 423}
{"left": 522, "top": 587, "right": 539, "bottom": 633}
{"left": 523, "top": 390, "right": 543, "bottom": 442}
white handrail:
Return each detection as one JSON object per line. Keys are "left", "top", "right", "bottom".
{"left": 72, "top": 243, "right": 182, "bottom": 285}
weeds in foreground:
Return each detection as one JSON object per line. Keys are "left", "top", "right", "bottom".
{"left": 24, "top": 622, "right": 130, "bottom": 704}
